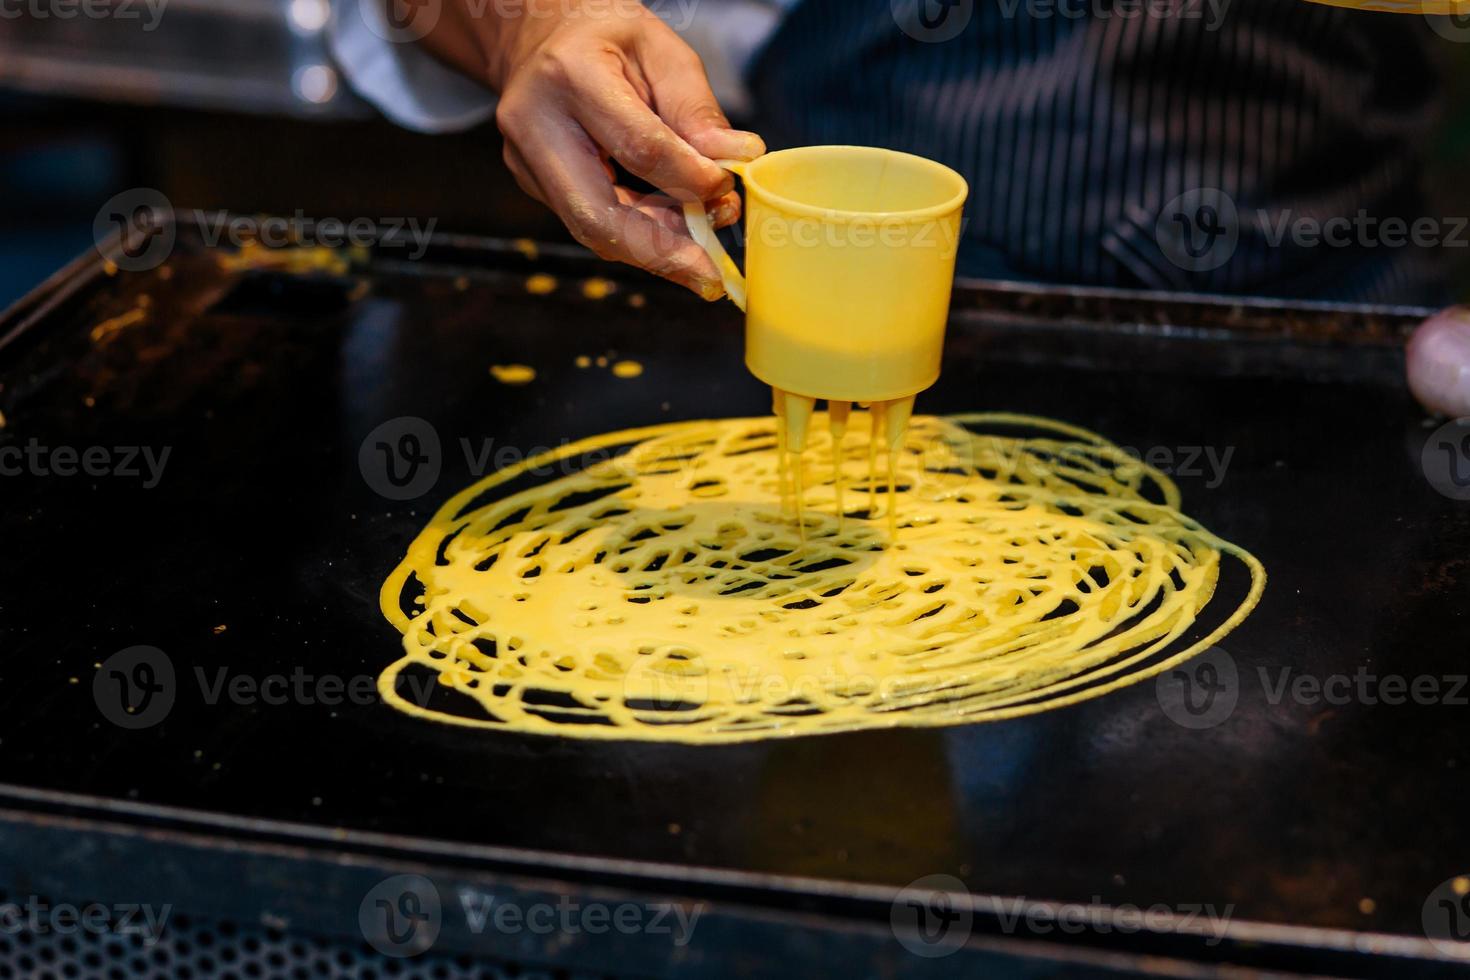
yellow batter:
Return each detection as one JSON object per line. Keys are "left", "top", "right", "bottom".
{"left": 525, "top": 274, "right": 557, "bottom": 295}
{"left": 490, "top": 363, "right": 537, "bottom": 385}
{"left": 611, "top": 360, "right": 644, "bottom": 379}
{"left": 581, "top": 277, "right": 616, "bottom": 300}
{"left": 379, "top": 412, "right": 1264, "bottom": 743}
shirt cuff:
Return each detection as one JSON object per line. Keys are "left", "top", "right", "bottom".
{"left": 327, "top": 0, "right": 497, "bottom": 134}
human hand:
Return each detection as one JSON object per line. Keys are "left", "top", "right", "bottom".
{"left": 418, "top": 0, "right": 764, "bottom": 298}
{"left": 1407, "top": 308, "right": 1470, "bottom": 418}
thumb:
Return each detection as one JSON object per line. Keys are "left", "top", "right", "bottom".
{"left": 675, "top": 97, "right": 766, "bottom": 164}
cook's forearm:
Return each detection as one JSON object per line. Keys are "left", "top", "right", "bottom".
{"left": 406, "top": 0, "right": 501, "bottom": 88}
{"left": 409, "top": 0, "right": 616, "bottom": 92}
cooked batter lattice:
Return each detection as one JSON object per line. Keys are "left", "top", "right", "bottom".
{"left": 379, "top": 413, "right": 1264, "bottom": 742}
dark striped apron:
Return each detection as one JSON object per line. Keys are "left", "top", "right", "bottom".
{"left": 748, "top": 0, "right": 1445, "bottom": 304}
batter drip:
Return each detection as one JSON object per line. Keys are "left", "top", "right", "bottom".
{"left": 379, "top": 413, "right": 1264, "bottom": 743}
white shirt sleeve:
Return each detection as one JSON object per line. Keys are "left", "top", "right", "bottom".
{"left": 327, "top": 0, "right": 498, "bottom": 134}
{"left": 328, "top": 0, "right": 791, "bottom": 133}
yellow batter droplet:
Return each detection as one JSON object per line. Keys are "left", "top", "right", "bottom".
{"left": 611, "top": 360, "right": 644, "bottom": 379}
{"left": 525, "top": 274, "right": 557, "bottom": 295}
{"left": 513, "top": 238, "right": 539, "bottom": 261}
{"left": 490, "top": 364, "right": 536, "bottom": 385}
{"left": 628, "top": 293, "right": 647, "bottom": 309}
{"left": 379, "top": 413, "right": 1265, "bottom": 744}
{"left": 90, "top": 307, "right": 147, "bottom": 344}
{"left": 575, "top": 355, "right": 592, "bottom": 369}
{"left": 582, "top": 278, "right": 616, "bottom": 300}
{"left": 217, "top": 243, "right": 347, "bottom": 275}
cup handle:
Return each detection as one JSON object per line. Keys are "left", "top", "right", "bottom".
{"left": 682, "top": 159, "right": 749, "bottom": 311}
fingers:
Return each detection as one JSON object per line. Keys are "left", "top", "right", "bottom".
{"left": 708, "top": 190, "right": 742, "bottom": 229}
{"left": 614, "top": 188, "right": 742, "bottom": 232}
{"left": 1407, "top": 307, "right": 1470, "bottom": 417}
{"left": 613, "top": 186, "right": 688, "bottom": 237}
{"left": 502, "top": 142, "right": 548, "bottom": 205}
{"left": 638, "top": 26, "right": 766, "bottom": 163}
{"left": 568, "top": 63, "right": 734, "bottom": 204}
{"left": 491, "top": 13, "right": 750, "bottom": 298}
{"left": 521, "top": 122, "right": 724, "bottom": 298}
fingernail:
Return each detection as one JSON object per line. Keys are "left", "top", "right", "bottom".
{"left": 712, "top": 199, "right": 738, "bottom": 225}
{"left": 729, "top": 131, "right": 766, "bottom": 160}
{"left": 698, "top": 279, "right": 725, "bottom": 302}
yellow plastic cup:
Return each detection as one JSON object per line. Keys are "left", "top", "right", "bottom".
{"left": 685, "top": 145, "right": 968, "bottom": 404}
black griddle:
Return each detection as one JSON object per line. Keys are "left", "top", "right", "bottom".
{"left": 0, "top": 216, "right": 1467, "bottom": 978}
